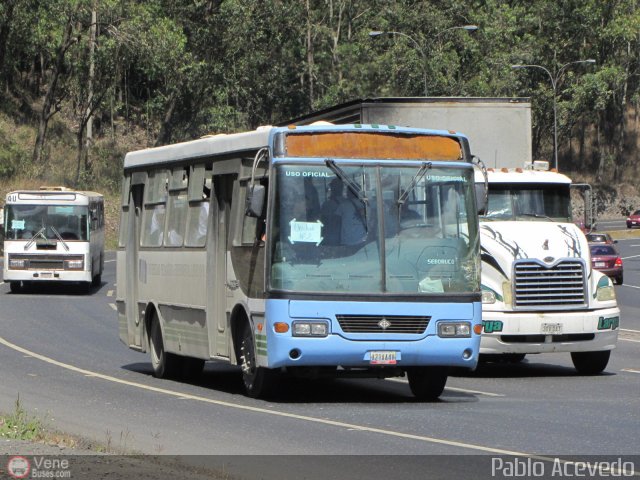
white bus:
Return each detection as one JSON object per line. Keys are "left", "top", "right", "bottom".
{"left": 117, "top": 124, "right": 484, "bottom": 400}
{"left": 3, "top": 187, "right": 105, "bottom": 293}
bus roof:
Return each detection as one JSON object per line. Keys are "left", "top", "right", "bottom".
{"left": 123, "top": 124, "right": 471, "bottom": 170}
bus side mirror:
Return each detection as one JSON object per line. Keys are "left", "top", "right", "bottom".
{"left": 475, "top": 183, "right": 487, "bottom": 215}
{"left": 245, "top": 184, "right": 265, "bottom": 218}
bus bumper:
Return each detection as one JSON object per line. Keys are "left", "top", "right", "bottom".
{"left": 3, "top": 268, "right": 92, "bottom": 283}
{"left": 479, "top": 307, "right": 620, "bottom": 354}
{"left": 261, "top": 299, "right": 482, "bottom": 370}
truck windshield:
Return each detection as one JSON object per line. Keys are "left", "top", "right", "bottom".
{"left": 5, "top": 205, "right": 89, "bottom": 241}
{"left": 481, "top": 183, "right": 572, "bottom": 222}
{"left": 270, "top": 163, "right": 479, "bottom": 295}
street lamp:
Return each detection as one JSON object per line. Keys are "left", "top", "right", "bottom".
{"left": 369, "top": 25, "right": 478, "bottom": 96}
{"left": 511, "top": 59, "right": 596, "bottom": 171}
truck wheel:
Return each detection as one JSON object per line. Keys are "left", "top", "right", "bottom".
{"left": 407, "top": 367, "right": 448, "bottom": 401}
{"left": 149, "top": 314, "right": 181, "bottom": 378}
{"left": 239, "top": 321, "right": 275, "bottom": 398}
{"left": 571, "top": 350, "right": 610, "bottom": 375}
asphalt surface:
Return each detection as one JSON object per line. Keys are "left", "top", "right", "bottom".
{"left": 0, "top": 231, "right": 638, "bottom": 477}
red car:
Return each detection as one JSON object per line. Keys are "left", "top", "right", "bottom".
{"left": 627, "top": 210, "right": 640, "bottom": 228}
{"left": 590, "top": 244, "right": 623, "bottom": 285}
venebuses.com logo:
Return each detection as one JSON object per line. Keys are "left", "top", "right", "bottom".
{"left": 7, "top": 456, "right": 30, "bottom": 479}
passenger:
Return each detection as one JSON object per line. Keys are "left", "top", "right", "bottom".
{"left": 335, "top": 185, "right": 367, "bottom": 246}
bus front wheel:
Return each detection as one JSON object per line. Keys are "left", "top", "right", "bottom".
{"left": 407, "top": 367, "right": 448, "bottom": 401}
{"left": 239, "top": 322, "right": 276, "bottom": 398}
{"left": 149, "top": 315, "right": 180, "bottom": 378}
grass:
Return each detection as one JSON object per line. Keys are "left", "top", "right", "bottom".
{"left": 0, "top": 397, "right": 45, "bottom": 442}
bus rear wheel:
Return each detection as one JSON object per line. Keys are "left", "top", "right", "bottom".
{"left": 149, "top": 315, "right": 181, "bottom": 378}
{"left": 407, "top": 367, "right": 448, "bottom": 401}
{"left": 239, "top": 322, "right": 275, "bottom": 398}
{"left": 571, "top": 350, "right": 610, "bottom": 375}
{"left": 9, "top": 281, "right": 21, "bottom": 293}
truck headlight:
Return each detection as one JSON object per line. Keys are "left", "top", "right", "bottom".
{"left": 596, "top": 276, "right": 616, "bottom": 302}
{"left": 438, "top": 322, "right": 471, "bottom": 338}
{"left": 292, "top": 321, "right": 329, "bottom": 337}
{"left": 481, "top": 290, "right": 496, "bottom": 304}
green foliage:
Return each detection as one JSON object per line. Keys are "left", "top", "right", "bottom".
{"left": 0, "top": 397, "right": 45, "bottom": 441}
{"left": 0, "top": 0, "right": 638, "bottom": 188}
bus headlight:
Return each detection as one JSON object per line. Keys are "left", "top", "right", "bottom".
{"left": 292, "top": 321, "right": 329, "bottom": 337}
{"left": 438, "top": 322, "right": 471, "bottom": 338}
{"left": 64, "top": 258, "right": 84, "bottom": 270}
{"left": 8, "top": 257, "right": 27, "bottom": 269}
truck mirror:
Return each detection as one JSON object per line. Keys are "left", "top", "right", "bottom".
{"left": 245, "top": 184, "right": 265, "bottom": 218}
{"left": 475, "top": 183, "right": 487, "bottom": 215}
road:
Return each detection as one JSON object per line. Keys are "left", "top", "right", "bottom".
{"left": 0, "top": 241, "right": 638, "bottom": 478}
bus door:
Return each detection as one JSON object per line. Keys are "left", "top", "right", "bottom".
{"left": 207, "top": 175, "right": 233, "bottom": 358}
{"left": 126, "top": 180, "right": 145, "bottom": 348}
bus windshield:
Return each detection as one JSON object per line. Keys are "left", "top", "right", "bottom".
{"left": 270, "top": 163, "right": 479, "bottom": 295}
{"left": 5, "top": 205, "right": 89, "bottom": 241}
{"left": 482, "top": 183, "right": 572, "bottom": 222}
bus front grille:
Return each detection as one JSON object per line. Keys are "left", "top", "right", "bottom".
{"left": 513, "top": 259, "right": 587, "bottom": 309}
{"left": 336, "top": 314, "right": 431, "bottom": 334}
{"left": 8, "top": 254, "right": 83, "bottom": 270}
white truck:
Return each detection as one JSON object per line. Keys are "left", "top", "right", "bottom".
{"left": 285, "top": 97, "right": 620, "bottom": 373}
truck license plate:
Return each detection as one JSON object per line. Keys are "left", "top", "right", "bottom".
{"left": 541, "top": 323, "right": 563, "bottom": 335}
{"left": 369, "top": 351, "right": 397, "bottom": 365}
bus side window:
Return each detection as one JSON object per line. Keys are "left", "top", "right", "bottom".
{"left": 141, "top": 170, "right": 169, "bottom": 247}
{"left": 185, "top": 175, "right": 211, "bottom": 247}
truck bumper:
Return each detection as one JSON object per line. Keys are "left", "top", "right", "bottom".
{"left": 480, "top": 307, "right": 620, "bottom": 354}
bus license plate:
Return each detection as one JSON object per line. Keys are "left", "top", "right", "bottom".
{"left": 370, "top": 351, "right": 397, "bottom": 365}
{"left": 541, "top": 323, "right": 563, "bottom": 335}
{"left": 595, "top": 262, "right": 606, "bottom": 268}
{"left": 40, "top": 272, "right": 53, "bottom": 278}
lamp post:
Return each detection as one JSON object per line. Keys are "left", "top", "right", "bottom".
{"left": 511, "top": 59, "right": 596, "bottom": 171}
{"left": 369, "top": 25, "right": 478, "bottom": 96}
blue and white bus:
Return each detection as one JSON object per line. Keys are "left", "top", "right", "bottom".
{"left": 117, "top": 124, "right": 483, "bottom": 400}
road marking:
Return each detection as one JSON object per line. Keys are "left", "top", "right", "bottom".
{"left": 621, "top": 328, "right": 640, "bottom": 333}
{"left": 107, "top": 290, "right": 114, "bottom": 297}
{"left": 387, "top": 377, "right": 504, "bottom": 397}
{"left": 621, "top": 254, "right": 640, "bottom": 260}
{"left": 0, "top": 333, "right": 636, "bottom": 474}
{"left": 621, "top": 368, "right": 640, "bottom": 374}
{"left": 620, "top": 284, "right": 640, "bottom": 289}
{"left": 109, "top": 303, "right": 117, "bottom": 311}
{"left": 104, "top": 259, "right": 116, "bottom": 263}
{"left": 0, "top": 334, "right": 547, "bottom": 456}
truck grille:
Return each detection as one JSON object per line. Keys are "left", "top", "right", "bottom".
{"left": 336, "top": 314, "right": 431, "bottom": 334}
{"left": 513, "top": 259, "right": 587, "bottom": 309}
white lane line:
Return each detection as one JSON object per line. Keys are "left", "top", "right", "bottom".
{"left": 106, "top": 290, "right": 114, "bottom": 297}
{"left": 621, "top": 254, "right": 640, "bottom": 260}
{"left": 387, "top": 377, "right": 504, "bottom": 397}
{"left": 621, "top": 369, "right": 640, "bottom": 374}
{"left": 621, "top": 328, "right": 640, "bottom": 333}
{"left": 104, "top": 259, "right": 116, "bottom": 263}
{"left": 2, "top": 334, "right": 636, "bottom": 474}
{"left": 620, "top": 284, "right": 640, "bottom": 289}
{"left": 0, "top": 334, "right": 533, "bottom": 456}
{"left": 621, "top": 338, "right": 640, "bottom": 343}
{"left": 109, "top": 303, "right": 117, "bottom": 311}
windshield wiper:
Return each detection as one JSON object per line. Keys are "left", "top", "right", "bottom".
{"left": 50, "top": 226, "right": 70, "bottom": 251}
{"left": 24, "top": 227, "right": 47, "bottom": 251}
{"left": 325, "top": 160, "right": 368, "bottom": 206}
{"left": 519, "top": 212, "right": 554, "bottom": 221}
{"left": 397, "top": 162, "right": 431, "bottom": 207}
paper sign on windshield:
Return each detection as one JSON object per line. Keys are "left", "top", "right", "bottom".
{"left": 11, "top": 219, "right": 25, "bottom": 230}
{"left": 289, "top": 219, "right": 323, "bottom": 245}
